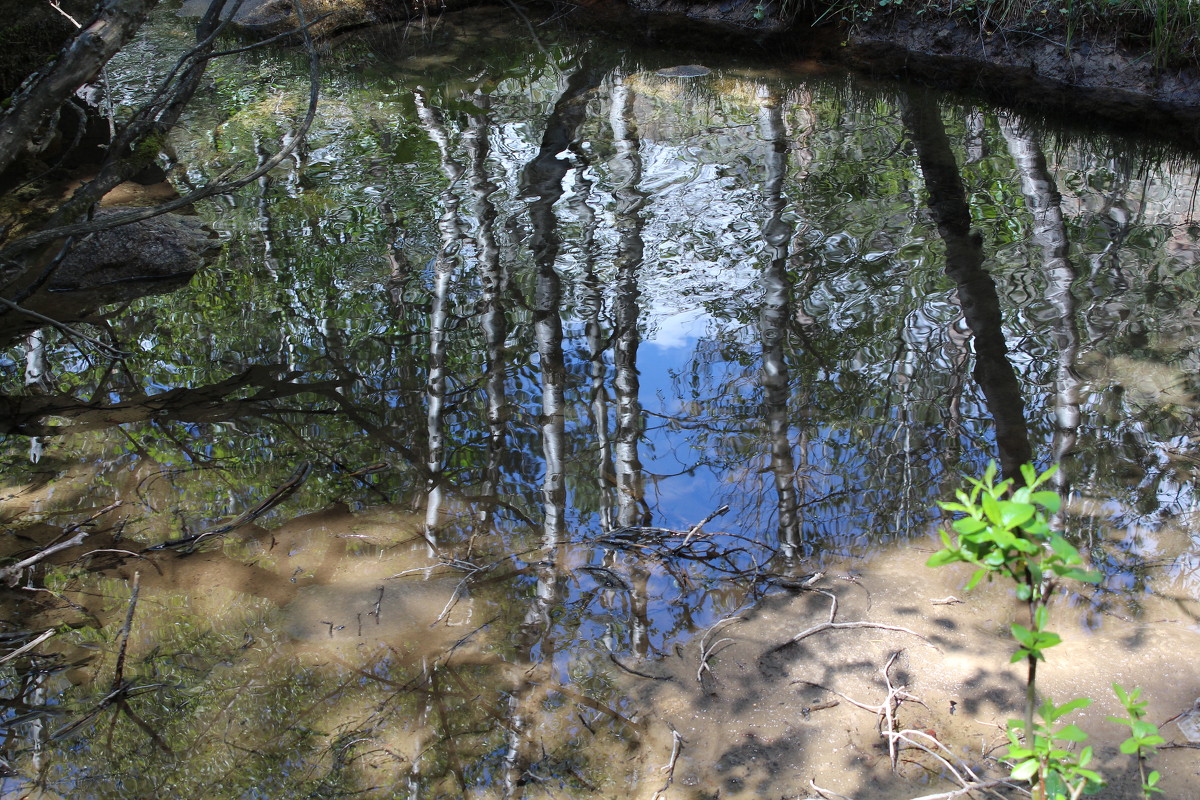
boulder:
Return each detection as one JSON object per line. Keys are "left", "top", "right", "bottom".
{"left": 49, "top": 211, "right": 219, "bottom": 295}
{"left": 178, "top": 0, "right": 397, "bottom": 39}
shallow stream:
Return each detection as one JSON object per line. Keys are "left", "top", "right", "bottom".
{"left": 1, "top": 6, "right": 1199, "bottom": 798}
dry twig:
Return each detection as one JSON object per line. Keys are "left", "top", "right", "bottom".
{"left": 651, "top": 724, "right": 684, "bottom": 800}
{"left": 809, "top": 778, "right": 855, "bottom": 800}
{"left": 697, "top": 614, "right": 743, "bottom": 687}
{"left": 0, "top": 501, "right": 122, "bottom": 584}
{"left": 770, "top": 582, "right": 937, "bottom": 653}
{"left": 888, "top": 729, "right": 1017, "bottom": 800}
{"left": 0, "top": 629, "right": 55, "bottom": 665}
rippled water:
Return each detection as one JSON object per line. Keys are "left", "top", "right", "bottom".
{"left": 1, "top": 6, "right": 1199, "bottom": 798}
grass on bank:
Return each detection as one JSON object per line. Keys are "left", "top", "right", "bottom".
{"left": 789, "top": 0, "right": 1200, "bottom": 67}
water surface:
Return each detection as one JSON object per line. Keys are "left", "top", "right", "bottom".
{"left": 1, "top": 7, "right": 1199, "bottom": 798}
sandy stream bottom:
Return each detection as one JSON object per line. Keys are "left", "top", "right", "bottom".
{"left": 634, "top": 543, "right": 1200, "bottom": 800}
{"left": 1, "top": 484, "right": 1198, "bottom": 799}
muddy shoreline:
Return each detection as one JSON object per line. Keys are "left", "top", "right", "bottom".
{"left": 586, "top": 1, "right": 1200, "bottom": 147}
{"left": 214, "top": 0, "right": 1200, "bottom": 146}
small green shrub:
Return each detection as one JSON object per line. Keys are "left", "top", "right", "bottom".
{"left": 928, "top": 463, "right": 1140, "bottom": 800}
{"left": 1109, "top": 683, "right": 1165, "bottom": 798}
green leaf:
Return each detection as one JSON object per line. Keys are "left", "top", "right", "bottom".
{"left": 1035, "top": 630, "right": 1061, "bottom": 649}
{"left": 991, "top": 527, "right": 1018, "bottom": 549}
{"left": 926, "top": 549, "right": 960, "bottom": 567}
{"left": 1131, "top": 720, "right": 1159, "bottom": 738}
{"left": 1056, "top": 723, "right": 1088, "bottom": 742}
{"left": 1011, "top": 624, "right": 1036, "bottom": 647}
{"left": 1019, "top": 462, "right": 1037, "bottom": 487}
{"left": 953, "top": 516, "right": 988, "bottom": 535}
{"left": 1031, "top": 490, "right": 1061, "bottom": 513}
{"left": 1023, "top": 517, "right": 1051, "bottom": 537}
{"left": 1048, "top": 697, "right": 1092, "bottom": 719}
{"left": 1059, "top": 567, "right": 1102, "bottom": 584}
{"left": 1010, "top": 758, "right": 1039, "bottom": 781}
{"left": 981, "top": 493, "right": 1003, "bottom": 525}
{"left": 1000, "top": 502, "right": 1035, "bottom": 529}
{"left": 1049, "top": 533, "right": 1082, "bottom": 563}
{"left": 1035, "top": 605, "right": 1049, "bottom": 630}
{"left": 1120, "top": 737, "right": 1140, "bottom": 754}
{"left": 1012, "top": 537, "right": 1040, "bottom": 554}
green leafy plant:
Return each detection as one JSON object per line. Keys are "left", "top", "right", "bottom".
{"left": 928, "top": 463, "right": 1104, "bottom": 799}
{"left": 1006, "top": 696, "right": 1103, "bottom": 799}
{"left": 1109, "top": 684, "right": 1164, "bottom": 798}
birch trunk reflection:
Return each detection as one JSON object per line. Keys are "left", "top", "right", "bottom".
{"left": 24, "top": 329, "right": 48, "bottom": 462}
{"left": 415, "top": 90, "right": 465, "bottom": 551}
{"left": 757, "top": 88, "right": 802, "bottom": 560}
{"left": 608, "top": 77, "right": 651, "bottom": 658}
{"left": 609, "top": 78, "right": 648, "bottom": 533}
{"left": 578, "top": 161, "right": 616, "bottom": 532}
{"left": 902, "top": 93, "right": 1033, "bottom": 481}
{"left": 999, "top": 114, "right": 1081, "bottom": 500}
{"left": 465, "top": 92, "right": 510, "bottom": 528}
{"left": 500, "top": 63, "right": 610, "bottom": 792}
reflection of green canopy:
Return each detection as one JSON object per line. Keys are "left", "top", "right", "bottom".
{"left": 5, "top": 4, "right": 1200, "bottom": 799}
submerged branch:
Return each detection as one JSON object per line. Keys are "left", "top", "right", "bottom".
{"left": 0, "top": 501, "right": 123, "bottom": 584}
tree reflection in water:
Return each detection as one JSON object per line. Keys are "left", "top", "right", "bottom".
{"left": 1, "top": 11, "right": 1200, "bottom": 797}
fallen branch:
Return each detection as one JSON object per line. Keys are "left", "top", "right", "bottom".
{"left": 881, "top": 651, "right": 903, "bottom": 770}
{"left": 651, "top": 724, "right": 684, "bottom": 800}
{"left": 145, "top": 462, "right": 312, "bottom": 553}
{"left": 672, "top": 503, "right": 730, "bottom": 552}
{"left": 0, "top": 501, "right": 122, "bottom": 584}
{"left": 609, "top": 652, "right": 671, "bottom": 681}
{"left": 0, "top": 629, "right": 56, "bottom": 665}
{"left": 769, "top": 581, "right": 937, "bottom": 653}
{"left": 906, "top": 780, "right": 1011, "bottom": 800}
{"left": 111, "top": 571, "right": 140, "bottom": 690}
{"left": 810, "top": 778, "right": 855, "bottom": 800}
{"left": 0, "top": 0, "right": 158, "bottom": 179}
{"left": 774, "top": 620, "right": 934, "bottom": 652}
{"left": 52, "top": 572, "right": 169, "bottom": 752}
{"left": 697, "top": 614, "right": 743, "bottom": 687}
{"left": 889, "top": 729, "right": 1017, "bottom": 800}
{"left": 0, "top": 296, "right": 131, "bottom": 356}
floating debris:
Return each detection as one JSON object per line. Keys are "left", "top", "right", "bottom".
{"left": 655, "top": 64, "right": 712, "bottom": 78}
{"left": 1166, "top": 698, "right": 1200, "bottom": 743}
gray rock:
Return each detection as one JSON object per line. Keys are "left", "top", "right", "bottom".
{"left": 178, "top": 0, "right": 387, "bottom": 39}
{"left": 50, "top": 211, "right": 219, "bottom": 294}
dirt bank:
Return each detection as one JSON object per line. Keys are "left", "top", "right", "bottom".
{"left": 837, "top": 12, "right": 1200, "bottom": 145}
{"left": 617, "top": 0, "right": 1200, "bottom": 145}
{"left": 207, "top": 0, "right": 1200, "bottom": 146}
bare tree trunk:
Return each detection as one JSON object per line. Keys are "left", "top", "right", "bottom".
{"left": 757, "top": 87, "right": 802, "bottom": 559}
{"left": 465, "top": 92, "right": 509, "bottom": 531}
{"left": 521, "top": 59, "right": 608, "bottom": 547}
{"left": 902, "top": 92, "right": 1033, "bottom": 481}
{"left": 609, "top": 78, "right": 647, "bottom": 531}
{"left": 0, "top": 0, "right": 161, "bottom": 180}
{"left": 578, "top": 157, "right": 615, "bottom": 531}
{"left": 415, "top": 90, "right": 465, "bottom": 553}
{"left": 999, "top": 114, "right": 1082, "bottom": 506}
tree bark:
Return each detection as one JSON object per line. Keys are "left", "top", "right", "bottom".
{"left": 0, "top": 0, "right": 159, "bottom": 181}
